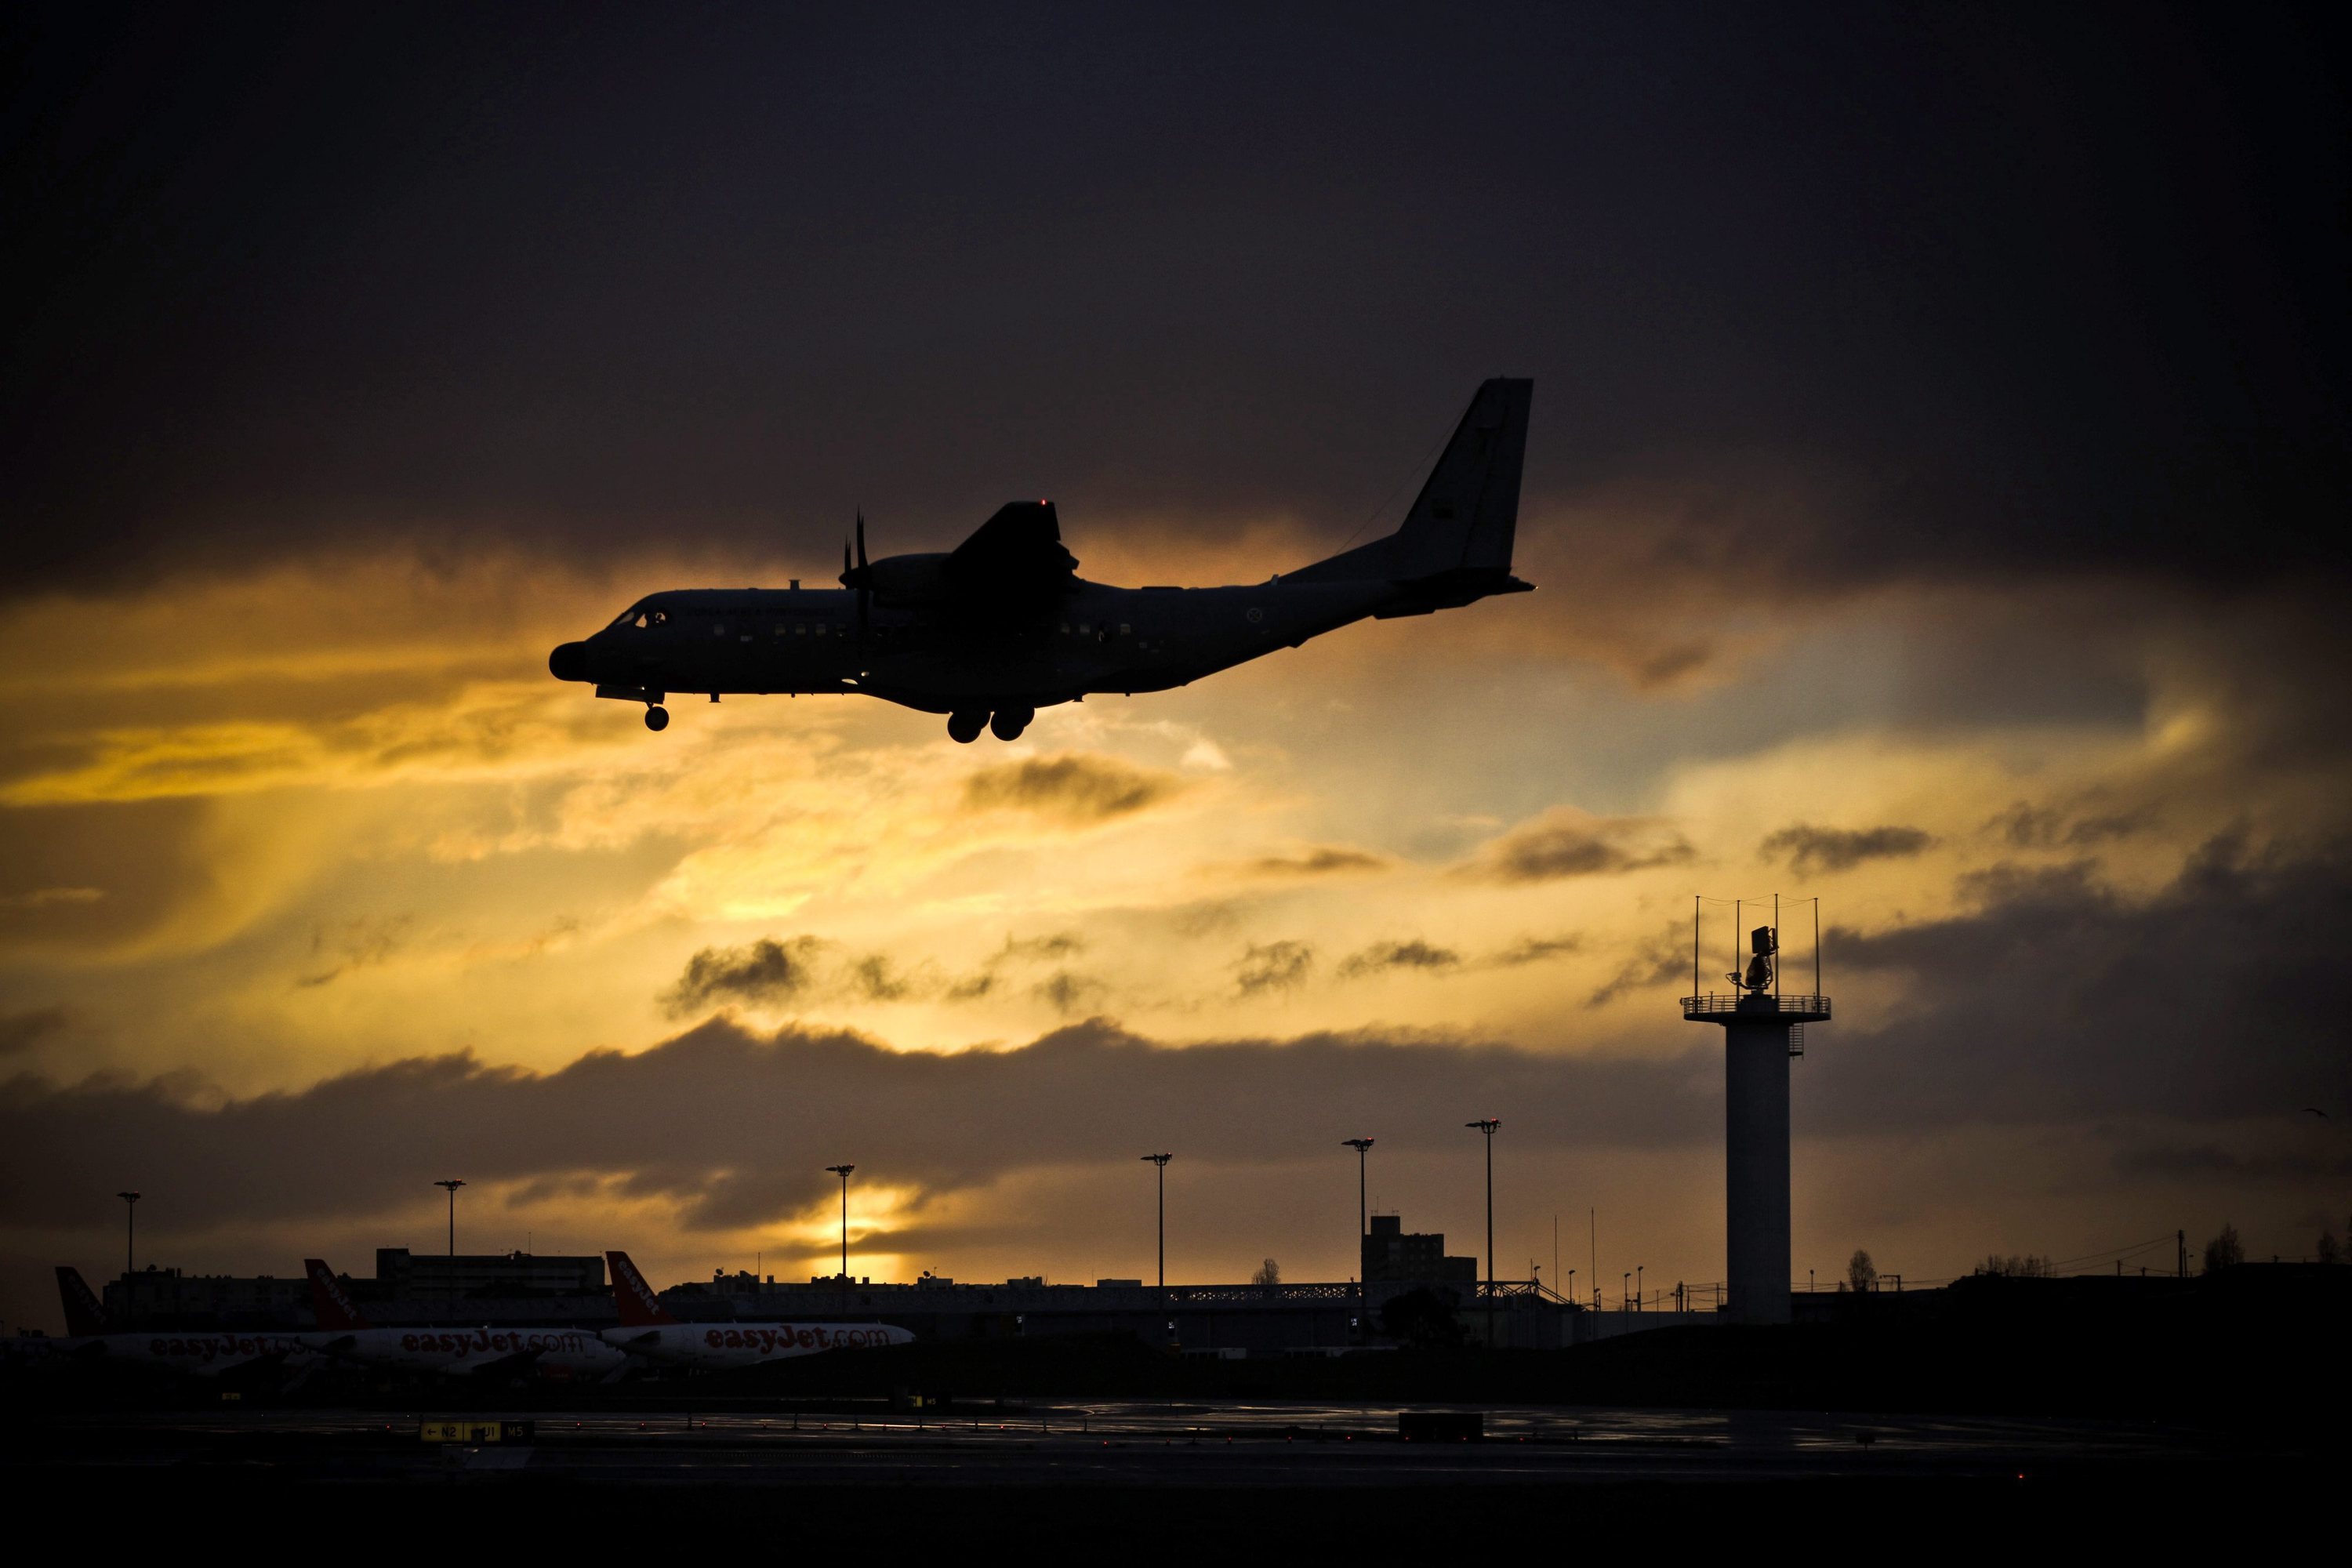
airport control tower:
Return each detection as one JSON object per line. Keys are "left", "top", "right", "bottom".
{"left": 1682, "top": 898, "right": 1829, "bottom": 1326}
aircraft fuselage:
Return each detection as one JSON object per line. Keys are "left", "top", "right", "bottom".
{"left": 305, "top": 1324, "right": 628, "bottom": 1381}
{"left": 554, "top": 577, "right": 1404, "bottom": 713}
{"left": 547, "top": 379, "right": 1534, "bottom": 740}
{"left": 602, "top": 1319, "right": 916, "bottom": 1369}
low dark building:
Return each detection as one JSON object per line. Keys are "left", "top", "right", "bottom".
{"left": 1361, "top": 1214, "right": 1479, "bottom": 1285}
{"left": 367, "top": 1248, "right": 605, "bottom": 1301}
{"left": 103, "top": 1266, "right": 310, "bottom": 1329}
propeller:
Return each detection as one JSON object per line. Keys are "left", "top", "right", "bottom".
{"left": 840, "top": 510, "right": 872, "bottom": 659}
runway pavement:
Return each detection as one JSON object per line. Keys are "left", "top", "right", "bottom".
{"left": 4, "top": 1396, "right": 2269, "bottom": 1492}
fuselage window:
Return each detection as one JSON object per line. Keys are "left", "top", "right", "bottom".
{"left": 1119, "top": 624, "right": 1131, "bottom": 636}
{"left": 1078, "top": 623, "right": 1091, "bottom": 635}
{"left": 814, "top": 622, "right": 827, "bottom": 636}
{"left": 713, "top": 622, "right": 726, "bottom": 637}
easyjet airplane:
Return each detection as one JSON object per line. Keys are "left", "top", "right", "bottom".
{"left": 601, "top": 1250, "right": 914, "bottom": 1370}
{"left": 47, "top": 1265, "right": 317, "bottom": 1380}
{"left": 299, "top": 1258, "right": 630, "bottom": 1382}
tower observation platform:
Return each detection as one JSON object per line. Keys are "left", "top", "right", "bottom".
{"left": 1683, "top": 900, "right": 1831, "bottom": 1326}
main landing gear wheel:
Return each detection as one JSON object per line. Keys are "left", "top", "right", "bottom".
{"left": 989, "top": 706, "right": 1033, "bottom": 741}
{"left": 946, "top": 710, "right": 987, "bottom": 743}
{"left": 644, "top": 705, "right": 670, "bottom": 731}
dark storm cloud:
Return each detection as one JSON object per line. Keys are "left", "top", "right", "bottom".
{"left": 1488, "top": 934, "right": 1582, "bottom": 967}
{"left": 0, "top": 1008, "right": 67, "bottom": 1057}
{"left": 1031, "top": 971, "right": 1108, "bottom": 1016}
{"left": 846, "top": 954, "right": 913, "bottom": 1004}
{"left": 1463, "top": 811, "right": 1693, "bottom": 884}
{"left": 0, "top": 1018, "right": 1718, "bottom": 1232}
{"left": 1587, "top": 924, "right": 1692, "bottom": 1010}
{"left": 294, "top": 914, "right": 415, "bottom": 989}
{"left": 1986, "top": 801, "right": 2156, "bottom": 850}
{"left": 1232, "top": 847, "right": 1390, "bottom": 880}
{"left": 5, "top": 5, "right": 2344, "bottom": 595}
{"left": 661, "top": 936, "right": 823, "bottom": 1017}
{"left": 1809, "top": 835, "right": 2352, "bottom": 1133}
{"left": 1232, "top": 940, "right": 1313, "bottom": 996}
{"left": 944, "top": 931, "right": 1089, "bottom": 1002}
{"left": 663, "top": 930, "right": 1094, "bottom": 1011}
{"left": 1338, "top": 940, "right": 1462, "bottom": 979}
{"left": 0, "top": 799, "right": 211, "bottom": 953}
{"left": 2112, "top": 1138, "right": 2352, "bottom": 1182}
{"left": 960, "top": 755, "right": 1184, "bottom": 823}
{"left": 1759, "top": 823, "right": 1935, "bottom": 877}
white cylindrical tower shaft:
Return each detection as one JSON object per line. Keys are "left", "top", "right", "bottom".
{"left": 1723, "top": 1017, "right": 1792, "bottom": 1324}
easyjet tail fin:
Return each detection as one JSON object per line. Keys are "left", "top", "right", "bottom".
{"left": 56, "top": 1265, "right": 107, "bottom": 1338}
{"left": 606, "top": 1250, "right": 677, "bottom": 1327}
{"left": 304, "top": 1258, "right": 371, "bottom": 1331}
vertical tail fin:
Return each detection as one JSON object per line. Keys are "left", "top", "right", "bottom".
{"left": 55, "top": 1266, "right": 107, "bottom": 1337}
{"left": 1287, "top": 378, "right": 1534, "bottom": 586}
{"left": 606, "top": 1250, "right": 677, "bottom": 1327}
{"left": 304, "top": 1258, "right": 370, "bottom": 1331}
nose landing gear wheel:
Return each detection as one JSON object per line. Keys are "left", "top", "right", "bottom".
{"left": 989, "top": 706, "right": 1033, "bottom": 741}
{"left": 644, "top": 705, "right": 670, "bottom": 731}
{"left": 946, "top": 710, "right": 987, "bottom": 743}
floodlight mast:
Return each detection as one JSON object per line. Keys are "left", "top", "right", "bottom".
{"left": 1141, "top": 1154, "right": 1171, "bottom": 1288}
{"left": 434, "top": 1180, "right": 466, "bottom": 1257}
{"left": 1342, "top": 1138, "right": 1374, "bottom": 1330}
{"left": 825, "top": 1166, "right": 855, "bottom": 1276}
{"left": 1466, "top": 1120, "right": 1499, "bottom": 1344}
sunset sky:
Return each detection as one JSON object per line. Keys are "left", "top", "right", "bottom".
{"left": 4, "top": 2, "right": 2348, "bottom": 1331}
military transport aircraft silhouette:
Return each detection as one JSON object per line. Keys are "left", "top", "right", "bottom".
{"left": 549, "top": 379, "right": 1532, "bottom": 742}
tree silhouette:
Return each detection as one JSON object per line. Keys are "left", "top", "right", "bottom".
{"left": 1250, "top": 1257, "right": 1280, "bottom": 1287}
{"left": 2201, "top": 1222, "right": 2244, "bottom": 1273}
{"left": 2316, "top": 1229, "right": 2340, "bottom": 1265}
{"left": 1847, "top": 1248, "right": 1877, "bottom": 1293}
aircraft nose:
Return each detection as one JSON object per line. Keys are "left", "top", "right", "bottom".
{"left": 549, "top": 641, "right": 590, "bottom": 682}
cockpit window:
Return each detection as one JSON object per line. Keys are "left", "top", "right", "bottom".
{"left": 609, "top": 602, "right": 669, "bottom": 630}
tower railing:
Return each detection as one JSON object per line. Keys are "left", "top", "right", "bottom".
{"left": 1681, "top": 993, "right": 1830, "bottom": 1022}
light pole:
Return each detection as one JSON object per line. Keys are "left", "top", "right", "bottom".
{"left": 1622, "top": 1271, "right": 1630, "bottom": 1312}
{"left": 434, "top": 1180, "right": 465, "bottom": 1257}
{"left": 1637, "top": 1264, "right": 1645, "bottom": 1312}
{"left": 825, "top": 1163, "right": 855, "bottom": 1281}
{"left": 116, "top": 1191, "right": 140, "bottom": 1279}
{"left": 1341, "top": 1138, "right": 1373, "bottom": 1325}
{"left": 1141, "top": 1154, "right": 1171, "bottom": 1288}
{"left": 1466, "top": 1119, "right": 1499, "bottom": 1345}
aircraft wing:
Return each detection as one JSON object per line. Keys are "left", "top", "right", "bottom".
{"left": 945, "top": 502, "right": 1077, "bottom": 595}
